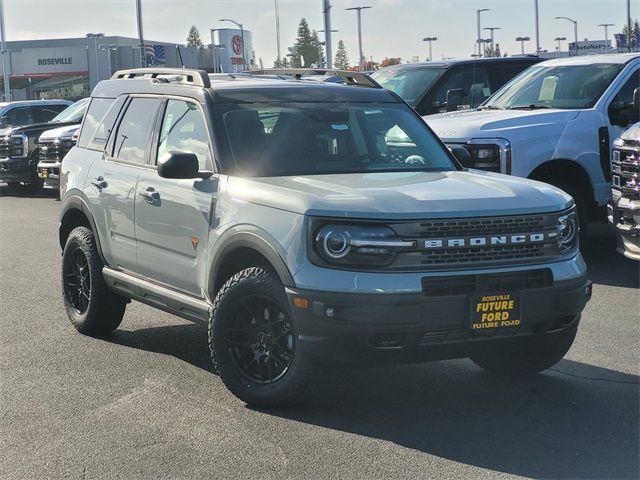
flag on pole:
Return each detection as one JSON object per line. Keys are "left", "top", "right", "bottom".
{"left": 144, "top": 45, "right": 167, "bottom": 65}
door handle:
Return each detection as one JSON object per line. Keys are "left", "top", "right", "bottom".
{"left": 138, "top": 187, "right": 160, "bottom": 203}
{"left": 90, "top": 176, "right": 107, "bottom": 189}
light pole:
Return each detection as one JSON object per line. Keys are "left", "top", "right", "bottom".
{"left": 323, "top": 0, "right": 333, "bottom": 69}
{"left": 554, "top": 36, "right": 566, "bottom": 57}
{"left": 476, "top": 8, "right": 490, "bottom": 57}
{"left": 274, "top": 0, "right": 281, "bottom": 67}
{"left": 0, "top": 0, "right": 10, "bottom": 101}
{"left": 319, "top": 29, "right": 338, "bottom": 68}
{"left": 135, "top": 0, "right": 145, "bottom": 67}
{"left": 346, "top": 6, "right": 372, "bottom": 71}
{"left": 554, "top": 16, "right": 578, "bottom": 56}
{"left": 98, "top": 44, "right": 118, "bottom": 77}
{"left": 220, "top": 18, "right": 246, "bottom": 70}
{"left": 534, "top": 0, "right": 540, "bottom": 55}
{"left": 86, "top": 33, "right": 105, "bottom": 85}
{"left": 516, "top": 36, "right": 530, "bottom": 55}
{"left": 598, "top": 23, "right": 614, "bottom": 54}
{"left": 422, "top": 37, "right": 437, "bottom": 61}
{"left": 483, "top": 27, "right": 501, "bottom": 56}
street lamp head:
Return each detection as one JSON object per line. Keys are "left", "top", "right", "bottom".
{"left": 554, "top": 16, "right": 577, "bottom": 24}
{"left": 484, "top": 27, "right": 501, "bottom": 31}
{"left": 477, "top": 8, "right": 490, "bottom": 13}
{"left": 423, "top": 37, "right": 437, "bottom": 42}
{"left": 516, "top": 36, "right": 531, "bottom": 41}
{"left": 598, "top": 23, "right": 615, "bottom": 27}
{"left": 346, "top": 6, "right": 372, "bottom": 11}
{"left": 554, "top": 36, "right": 567, "bottom": 41}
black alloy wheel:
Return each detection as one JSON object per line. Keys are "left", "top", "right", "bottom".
{"left": 226, "top": 294, "right": 295, "bottom": 384}
{"left": 63, "top": 246, "right": 91, "bottom": 315}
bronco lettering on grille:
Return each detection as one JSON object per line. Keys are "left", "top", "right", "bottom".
{"left": 423, "top": 233, "right": 546, "bottom": 249}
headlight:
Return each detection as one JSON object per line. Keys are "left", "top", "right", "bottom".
{"left": 556, "top": 210, "right": 579, "bottom": 252}
{"left": 313, "top": 224, "right": 414, "bottom": 267}
{"left": 449, "top": 139, "right": 510, "bottom": 173}
{"left": 9, "top": 134, "right": 28, "bottom": 158}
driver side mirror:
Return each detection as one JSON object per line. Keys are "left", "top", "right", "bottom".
{"left": 0, "top": 116, "right": 9, "bottom": 127}
{"left": 445, "top": 88, "right": 468, "bottom": 112}
{"left": 633, "top": 87, "right": 640, "bottom": 123}
{"left": 157, "top": 151, "right": 200, "bottom": 179}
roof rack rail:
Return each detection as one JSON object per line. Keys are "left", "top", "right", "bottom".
{"left": 111, "top": 68, "right": 211, "bottom": 88}
{"left": 250, "top": 68, "right": 382, "bottom": 88}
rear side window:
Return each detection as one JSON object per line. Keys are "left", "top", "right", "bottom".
{"left": 112, "top": 97, "right": 161, "bottom": 165}
{"left": 77, "top": 98, "right": 116, "bottom": 149}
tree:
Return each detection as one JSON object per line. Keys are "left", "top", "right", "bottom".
{"left": 186, "top": 25, "right": 203, "bottom": 48}
{"left": 334, "top": 40, "right": 349, "bottom": 69}
{"left": 380, "top": 57, "right": 401, "bottom": 68}
{"left": 494, "top": 43, "right": 501, "bottom": 57}
{"left": 288, "top": 18, "right": 321, "bottom": 67}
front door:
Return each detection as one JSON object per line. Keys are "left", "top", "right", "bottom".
{"left": 88, "top": 96, "right": 162, "bottom": 270}
{"left": 134, "top": 98, "right": 216, "bottom": 296}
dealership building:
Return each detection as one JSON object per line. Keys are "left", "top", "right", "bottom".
{"left": 0, "top": 29, "right": 255, "bottom": 101}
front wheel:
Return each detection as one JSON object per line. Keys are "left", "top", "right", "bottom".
{"left": 62, "top": 227, "right": 127, "bottom": 335}
{"left": 209, "top": 267, "right": 312, "bottom": 407}
{"left": 469, "top": 325, "right": 577, "bottom": 376}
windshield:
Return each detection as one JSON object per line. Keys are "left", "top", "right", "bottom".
{"left": 216, "top": 102, "right": 456, "bottom": 177}
{"left": 51, "top": 98, "right": 89, "bottom": 123}
{"left": 485, "top": 63, "right": 624, "bottom": 110}
{"left": 371, "top": 68, "right": 444, "bottom": 106}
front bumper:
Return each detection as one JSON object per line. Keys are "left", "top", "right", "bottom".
{"left": 0, "top": 157, "right": 33, "bottom": 182}
{"left": 286, "top": 263, "right": 591, "bottom": 365}
{"left": 608, "top": 197, "right": 640, "bottom": 260}
{"left": 37, "top": 160, "right": 61, "bottom": 189}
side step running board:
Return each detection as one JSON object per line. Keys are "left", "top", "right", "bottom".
{"left": 102, "top": 267, "right": 211, "bottom": 323}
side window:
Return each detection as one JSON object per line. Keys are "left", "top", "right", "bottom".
{"left": 608, "top": 70, "right": 640, "bottom": 127}
{"left": 77, "top": 98, "right": 116, "bottom": 149}
{"left": 3, "top": 107, "right": 34, "bottom": 126}
{"left": 431, "top": 66, "right": 491, "bottom": 111}
{"left": 112, "top": 97, "right": 161, "bottom": 165}
{"left": 488, "top": 63, "right": 532, "bottom": 93}
{"left": 157, "top": 99, "right": 211, "bottom": 170}
{"left": 37, "top": 105, "right": 67, "bottom": 122}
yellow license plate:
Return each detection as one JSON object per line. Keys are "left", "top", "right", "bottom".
{"left": 471, "top": 293, "right": 521, "bottom": 330}
{"left": 39, "top": 169, "right": 48, "bottom": 178}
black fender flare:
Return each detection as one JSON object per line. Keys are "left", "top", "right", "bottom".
{"left": 207, "top": 230, "right": 296, "bottom": 296}
{"left": 59, "top": 192, "right": 106, "bottom": 264}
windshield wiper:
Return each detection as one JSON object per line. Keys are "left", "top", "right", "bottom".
{"left": 507, "top": 104, "right": 551, "bottom": 110}
{"left": 477, "top": 105, "right": 504, "bottom": 110}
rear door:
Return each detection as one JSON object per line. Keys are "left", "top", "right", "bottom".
{"left": 87, "top": 96, "right": 162, "bottom": 270}
{"left": 134, "top": 98, "right": 216, "bottom": 296}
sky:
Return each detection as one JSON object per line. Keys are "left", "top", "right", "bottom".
{"left": 4, "top": 0, "right": 638, "bottom": 65}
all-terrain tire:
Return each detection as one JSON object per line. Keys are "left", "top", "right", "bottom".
{"left": 470, "top": 324, "right": 578, "bottom": 376}
{"left": 62, "top": 226, "right": 127, "bottom": 335}
{"left": 209, "top": 267, "right": 313, "bottom": 407}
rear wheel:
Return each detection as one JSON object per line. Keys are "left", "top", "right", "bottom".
{"left": 209, "top": 267, "right": 312, "bottom": 407}
{"left": 62, "top": 227, "right": 127, "bottom": 335}
{"left": 470, "top": 325, "right": 577, "bottom": 376}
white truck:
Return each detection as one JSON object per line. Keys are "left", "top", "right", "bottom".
{"left": 426, "top": 54, "right": 640, "bottom": 235}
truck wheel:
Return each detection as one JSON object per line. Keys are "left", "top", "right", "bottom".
{"left": 470, "top": 325, "right": 577, "bottom": 376}
{"left": 209, "top": 267, "right": 311, "bottom": 407}
{"left": 62, "top": 227, "right": 127, "bottom": 335}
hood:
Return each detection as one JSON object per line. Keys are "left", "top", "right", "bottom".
{"left": 425, "top": 109, "right": 581, "bottom": 141}
{"left": 226, "top": 170, "right": 572, "bottom": 220}
{"left": 39, "top": 124, "right": 80, "bottom": 142}
{"left": 0, "top": 120, "right": 79, "bottom": 138}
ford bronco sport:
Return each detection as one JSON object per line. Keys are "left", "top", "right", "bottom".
{"left": 59, "top": 68, "right": 592, "bottom": 406}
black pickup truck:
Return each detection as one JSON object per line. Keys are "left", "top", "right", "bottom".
{"left": 0, "top": 99, "right": 86, "bottom": 191}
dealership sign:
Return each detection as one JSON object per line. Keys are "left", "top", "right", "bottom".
{"left": 568, "top": 40, "right": 611, "bottom": 54}
{"left": 17, "top": 46, "right": 88, "bottom": 74}
{"left": 37, "top": 57, "right": 73, "bottom": 66}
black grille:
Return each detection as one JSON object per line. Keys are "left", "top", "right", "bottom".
{"left": 0, "top": 138, "right": 10, "bottom": 158}
{"left": 418, "top": 243, "right": 545, "bottom": 265}
{"left": 38, "top": 141, "right": 65, "bottom": 163}
{"left": 389, "top": 214, "right": 560, "bottom": 270}
{"left": 612, "top": 145, "right": 640, "bottom": 201}
{"left": 422, "top": 268, "right": 553, "bottom": 296}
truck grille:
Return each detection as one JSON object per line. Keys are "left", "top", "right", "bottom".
{"left": 388, "top": 213, "right": 561, "bottom": 270}
{"left": 612, "top": 145, "right": 640, "bottom": 201}
{"left": 0, "top": 138, "right": 10, "bottom": 158}
{"left": 38, "top": 141, "right": 65, "bottom": 163}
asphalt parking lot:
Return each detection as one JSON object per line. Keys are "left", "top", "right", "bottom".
{"left": 0, "top": 185, "right": 638, "bottom": 480}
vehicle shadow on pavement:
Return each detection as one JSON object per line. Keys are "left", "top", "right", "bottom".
{"left": 580, "top": 223, "right": 639, "bottom": 289}
{"left": 262, "top": 359, "right": 639, "bottom": 479}
{"left": 0, "top": 184, "right": 58, "bottom": 199}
